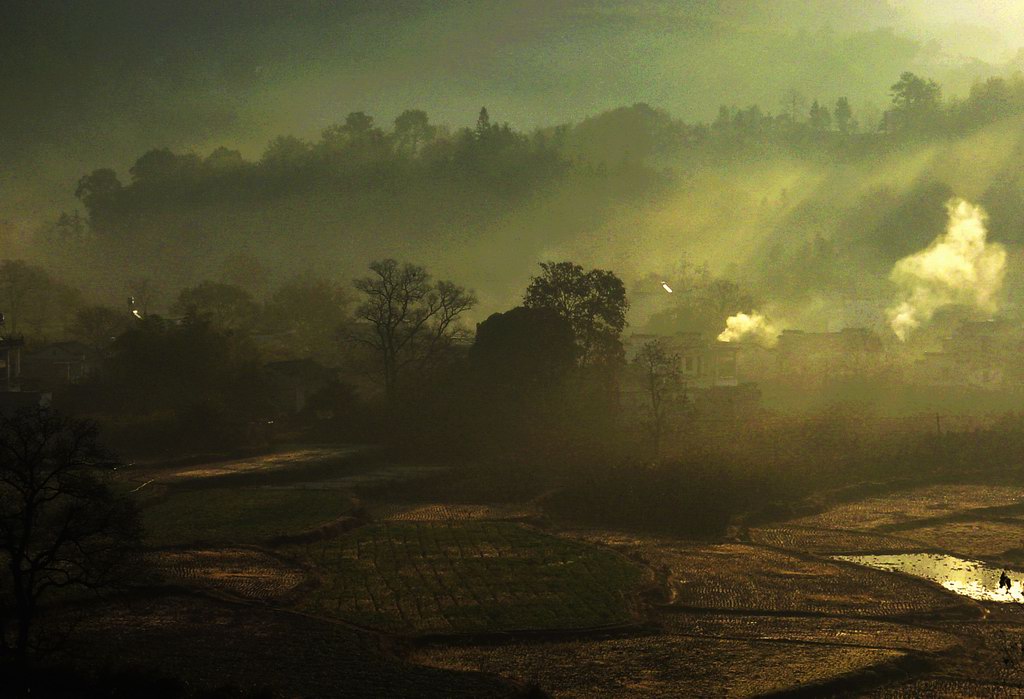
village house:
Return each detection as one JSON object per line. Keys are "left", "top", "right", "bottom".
{"left": 914, "top": 320, "right": 1024, "bottom": 390}
{"left": 265, "top": 358, "right": 339, "bottom": 415}
{"left": 774, "top": 327, "right": 884, "bottom": 382}
{"left": 19, "top": 341, "right": 100, "bottom": 389}
{"left": 624, "top": 332, "right": 760, "bottom": 418}
{"left": 0, "top": 334, "right": 50, "bottom": 413}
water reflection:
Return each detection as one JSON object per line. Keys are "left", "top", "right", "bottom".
{"left": 834, "top": 553, "right": 1024, "bottom": 603}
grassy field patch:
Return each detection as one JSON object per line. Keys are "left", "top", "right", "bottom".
{"left": 288, "top": 521, "right": 644, "bottom": 634}
{"left": 143, "top": 487, "right": 356, "bottom": 546}
{"left": 62, "top": 595, "right": 516, "bottom": 698}
{"left": 374, "top": 502, "right": 538, "bottom": 522}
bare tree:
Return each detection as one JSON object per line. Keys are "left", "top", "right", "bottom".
{"left": 633, "top": 339, "right": 681, "bottom": 457}
{"left": 352, "top": 259, "right": 475, "bottom": 408}
{"left": 0, "top": 409, "right": 140, "bottom": 658}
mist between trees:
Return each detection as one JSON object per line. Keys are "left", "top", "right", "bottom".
{"left": 6, "top": 71, "right": 1024, "bottom": 539}
{"left": 2, "top": 245, "right": 1024, "bottom": 547}
{"left": 8, "top": 71, "right": 1024, "bottom": 325}
{"left": 5, "top": 243, "right": 1024, "bottom": 666}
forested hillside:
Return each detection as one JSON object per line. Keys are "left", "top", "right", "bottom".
{"left": 26, "top": 72, "right": 1024, "bottom": 329}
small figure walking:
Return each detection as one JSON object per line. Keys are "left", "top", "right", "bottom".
{"left": 1000, "top": 571, "right": 1012, "bottom": 591}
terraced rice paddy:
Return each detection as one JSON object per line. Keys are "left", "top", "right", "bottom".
{"left": 939, "top": 619, "right": 1024, "bottom": 687}
{"left": 117, "top": 451, "right": 1024, "bottom": 696}
{"left": 788, "top": 485, "right": 1024, "bottom": 531}
{"left": 287, "top": 521, "right": 644, "bottom": 634}
{"left": 895, "top": 520, "right": 1024, "bottom": 558}
{"left": 749, "top": 526, "right": 926, "bottom": 555}
{"left": 149, "top": 548, "right": 306, "bottom": 601}
{"left": 868, "top": 679, "right": 1024, "bottom": 698}
{"left": 589, "top": 539, "right": 964, "bottom": 617}
{"left": 661, "top": 612, "right": 960, "bottom": 653}
{"left": 415, "top": 634, "right": 906, "bottom": 698}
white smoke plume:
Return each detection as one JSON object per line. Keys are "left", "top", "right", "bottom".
{"left": 887, "top": 198, "right": 1006, "bottom": 341}
{"left": 717, "top": 311, "right": 779, "bottom": 347}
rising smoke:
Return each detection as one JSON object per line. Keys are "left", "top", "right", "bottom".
{"left": 717, "top": 311, "right": 779, "bottom": 347}
{"left": 887, "top": 198, "right": 1006, "bottom": 341}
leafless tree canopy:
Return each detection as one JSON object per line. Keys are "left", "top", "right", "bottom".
{"left": 352, "top": 259, "right": 476, "bottom": 405}
{"left": 0, "top": 409, "right": 140, "bottom": 657}
{"left": 633, "top": 338, "right": 682, "bottom": 455}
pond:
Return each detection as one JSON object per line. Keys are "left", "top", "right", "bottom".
{"left": 833, "top": 553, "right": 1023, "bottom": 603}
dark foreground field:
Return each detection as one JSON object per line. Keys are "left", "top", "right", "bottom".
{"left": 39, "top": 446, "right": 1024, "bottom": 697}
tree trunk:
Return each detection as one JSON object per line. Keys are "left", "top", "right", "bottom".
{"left": 8, "top": 559, "right": 31, "bottom": 657}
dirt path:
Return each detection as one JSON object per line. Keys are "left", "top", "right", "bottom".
{"left": 124, "top": 443, "right": 382, "bottom": 489}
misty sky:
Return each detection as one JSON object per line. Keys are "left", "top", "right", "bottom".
{"left": 4, "top": 0, "right": 1024, "bottom": 225}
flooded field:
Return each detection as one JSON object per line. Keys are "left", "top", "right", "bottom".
{"left": 835, "top": 553, "right": 1024, "bottom": 603}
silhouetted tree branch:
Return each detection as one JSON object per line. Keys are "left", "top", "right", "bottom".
{"left": 524, "top": 261, "right": 628, "bottom": 366}
{"left": 633, "top": 338, "right": 682, "bottom": 457}
{"left": 352, "top": 259, "right": 475, "bottom": 409}
{"left": 0, "top": 409, "right": 140, "bottom": 659}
